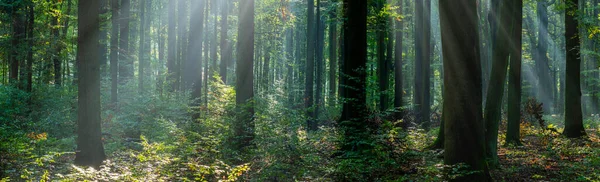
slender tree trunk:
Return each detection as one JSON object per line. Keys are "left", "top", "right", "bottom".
{"left": 506, "top": 0, "right": 523, "bottom": 146}
{"left": 203, "top": 0, "right": 210, "bottom": 106}
{"left": 377, "top": 0, "right": 388, "bottom": 111}
{"left": 484, "top": 0, "right": 515, "bottom": 168}
{"left": 328, "top": 9, "right": 337, "bottom": 106}
{"left": 315, "top": 0, "right": 325, "bottom": 122}
{"left": 306, "top": 0, "right": 316, "bottom": 131}
{"left": 235, "top": 0, "right": 255, "bottom": 153}
{"left": 75, "top": 0, "right": 106, "bottom": 168}
{"left": 138, "top": 0, "right": 147, "bottom": 93}
{"left": 394, "top": 0, "right": 405, "bottom": 123}
{"left": 190, "top": 0, "right": 206, "bottom": 120}
{"left": 219, "top": 0, "right": 229, "bottom": 84}
{"left": 99, "top": 0, "right": 109, "bottom": 76}
{"left": 9, "top": 3, "right": 24, "bottom": 86}
{"left": 110, "top": 0, "right": 119, "bottom": 105}
{"left": 167, "top": 0, "right": 177, "bottom": 92}
{"left": 415, "top": 0, "right": 431, "bottom": 127}
{"left": 340, "top": 0, "right": 368, "bottom": 152}
{"left": 26, "top": 3, "right": 34, "bottom": 92}
{"left": 177, "top": 0, "right": 188, "bottom": 91}
{"left": 440, "top": 0, "right": 491, "bottom": 180}
{"left": 536, "top": 0, "right": 553, "bottom": 113}
{"left": 119, "top": 0, "right": 131, "bottom": 82}
{"left": 563, "top": 0, "right": 586, "bottom": 138}
{"left": 210, "top": 0, "right": 219, "bottom": 77}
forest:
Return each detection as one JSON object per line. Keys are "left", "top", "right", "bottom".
{"left": 0, "top": 0, "right": 599, "bottom": 181}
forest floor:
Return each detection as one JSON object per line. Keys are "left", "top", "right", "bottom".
{"left": 2, "top": 112, "right": 600, "bottom": 181}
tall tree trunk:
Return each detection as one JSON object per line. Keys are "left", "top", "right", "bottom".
{"left": 99, "top": 0, "right": 109, "bottom": 76}
{"left": 119, "top": 0, "right": 131, "bottom": 82}
{"left": 306, "top": 0, "right": 316, "bottom": 131}
{"left": 340, "top": 0, "right": 368, "bottom": 153}
{"left": 110, "top": 0, "right": 119, "bottom": 105}
{"left": 328, "top": 8, "right": 337, "bottom": 106}
{"left": 415, "top": 0, "right": 431, "bottom": 127}
{"left": 138, "top": 0, "right": 147, "bottom": 93}
{"left": 506, "top": 0, "right": 523, "bottom": 146}
{"left": 190, "top": 0, "right": 206, "bottom": 121}
{"left": 563, "top": 0, "right": 586, "bottom": 138}
{"left": 315, "top": 0, "right": 324, "bottom": 122}
{"left": 75, "top": 0, "right": 106, "bottom": 168}
{"left": 210, "top": 0, "right": 219, "bottom": 77}
{"left": 51, "top": 2, "right": 62, "bottom": 86}
{"left": 394, "top": 0, "right": 405, "bottom": 123}
{"left": 440, "top": 0, "right": 491, "bottom": 180}
{"left": 9, "top": 2, "right": 24, "bottom": 86}
{"left": 219, "top": 0, "right": 229, "bottom": 84}
{"left": 484, "top": 0, "right": 516, "bottom": 168}
{"left": 167, "top": 0, "right": 177, "bottom": 92}
{"left": 26, "top": 3, "right": 34, "bottom": 92}
{"left": 157, "top": 3, "right": 165, "bottom": 95}
{"left": 536, "top": 0, "right": 553, "bottom": 113}
{"left": 203, "top": 0, "right": 210, "bottom": 106}
{"left": 177, "top": 0, "right": 188, "bottom": 91}
{"left": 377, "top": 0, "right": 388, "bottom": 111}
{"left": 234, "top": 0, "right": 255, "bottom": 153}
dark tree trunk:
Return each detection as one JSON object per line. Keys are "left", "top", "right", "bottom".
{"left": 328, "top": 9, "right": 337, "bottom": 106}
{"left": 177, "top": 0, "right": 188, "bottom": 91}
{"left": 25, "top": 3, "right": 34, "bottom": 92}
{"left": 484, "top": 0, "right": 519, "bottom": 168}
{"left": 340, "top": 0, "right": 368, "bottom": 154}
{"left": 138, "top": 0, "right": 147, "bottom": 93}
{"left": 157, "top": 4, "right": 165, "bottom": 95}
{"left": 377, "top": 0, "right": 388, "bottom": 111}
{"left": 118, "top": 0, "right": 131, "bottom": 82}
{"left": 167, "top": 0, "right": 177, "bottom": 92}
{"left": 415, "top": 0, "right": 431, "bottom": 127}
{"left": 51, "top": 2, "right": 62, "bottom": 87}
{"left": 203, "top": 0, "right": 210, "bottom": 106}
{"left": 315, "top": 0, "right": 324, "bottom": 122}
{"left": 563, "top": 0, "right": 586, "bottom": 138}
{"left": 99, "top": 0, "right": 109, "bottom": 76}
{"left": 440, "top": 0, "right": 491, "bottom": 180}
{"left": 506, "top": 0, "right": 523, "bottom": 146}
{"left": 9, "top": 2, "right": 24, "bottom": 86}
{"left": 536, "top": 0, "right": 553, "bottom": 113}
{"left": 210, "top": 0, "right": 219, "bottom": 76}
{"left": 75, "top": 0, "right": 106, "bottom": 168}
{"left": 110, "top": 0, "right": 119, "bottom": 105}
{"left": 190, "top": 0, "right": 206, "bottom": 121}
{"left": 234, "top": 0, "right": 255, "bottom": 152}
{"left": 306, "top": 0, "right": 316, "bottom": 131}
{"left": 394, "top": 0, "right": 405, "bottom": 123}
{"left": 219, "top": 0, "right": 229, "bottom": 84}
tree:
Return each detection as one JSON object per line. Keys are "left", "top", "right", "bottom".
{"left": 315, "top": 0, "right": 324, "bottom": 122}
{"left": 219, "top": 0, "right": 230, "bottom": 84}
{"left": 167, "top": 0, "right": 177, "bottom": 92}
{"left": 110, "top": 0, "right": 119, "bottom": 106}
{"left": 394, "top": 0, "right": 404, "bottom": 120}
{"left": 506, "top": 0, "right": 523, "bottom": 146}
{"left": 306, "top": 0, "right": 316, "bottom": 131}
{"left": 536, "top": 0, "right": 553, "bottom": 113}
{"left": 563, "top": 0, "right": 586, "bottom": 138}
{"left": 439, "top": 0, "right": 490, "bottom": 180}
{"left": 9, "top": 1, "right": 24, "bottom": 86}
{"left": 484, "top": 0, "right": 515, "bottom": 168}
{"left": 340, "top": 0, "right": 368, "bottom": 151}
{"left": 138, "top": 0, "right": 147, "bottom": 93}
{"left": 74, "top": 0, "right": 106, "bottom": 168}
{"left": 189, "top": 0, "right": 206, "bottom": 120}
{"left": 234, "top": 0, "right": 255, "bottom": 151}
{"left": 328, "top": 6, "right": 338, "bottom": 106}
{"left": 377, "top": 0, "right": 388, "bottom": 111}
{"left": 415, "top": 0, "right": 431, "bottom": 127}
{"left": 118, "top": 0, "right": 131, "bottom": 82}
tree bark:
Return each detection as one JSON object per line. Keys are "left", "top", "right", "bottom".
{"left": 328, "top": 8, "right": 337, "bottom": 106}
{"left": 306, "top": 0, "right": 316, "bottom": 131}
{"left": 118, "top": 0, "right": 131, "bottom": 82}
{"left": 235, "top": 0, "right": 255, "bottom": 152}
{"left": 110, "top": 0, "right": 119, "bottom": 105}
{"left": 219, "top": 0, "right": 229, "bottom": 84}
{"left": 190, "top": 0, "right": 206, "bottom": 121}
{"left": 563, "top": 0, "right": 586, "bottom": 138}
{"left": 377, "top": 0, "right": 388, "bottom": 111}
{"left": 167, "top": 0, "right": 177, "bottom": 92}
{"left": 440, "top": 0, "right": 491, "bottom": 180}
{"left": 75, "top": 0, "right": 106, "bottom": 168}
{"left": 506, "top": 0, "right": 523, "bottom": 146}
{"left": 415, "top": 0, "right": 431, "bottom": 127}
